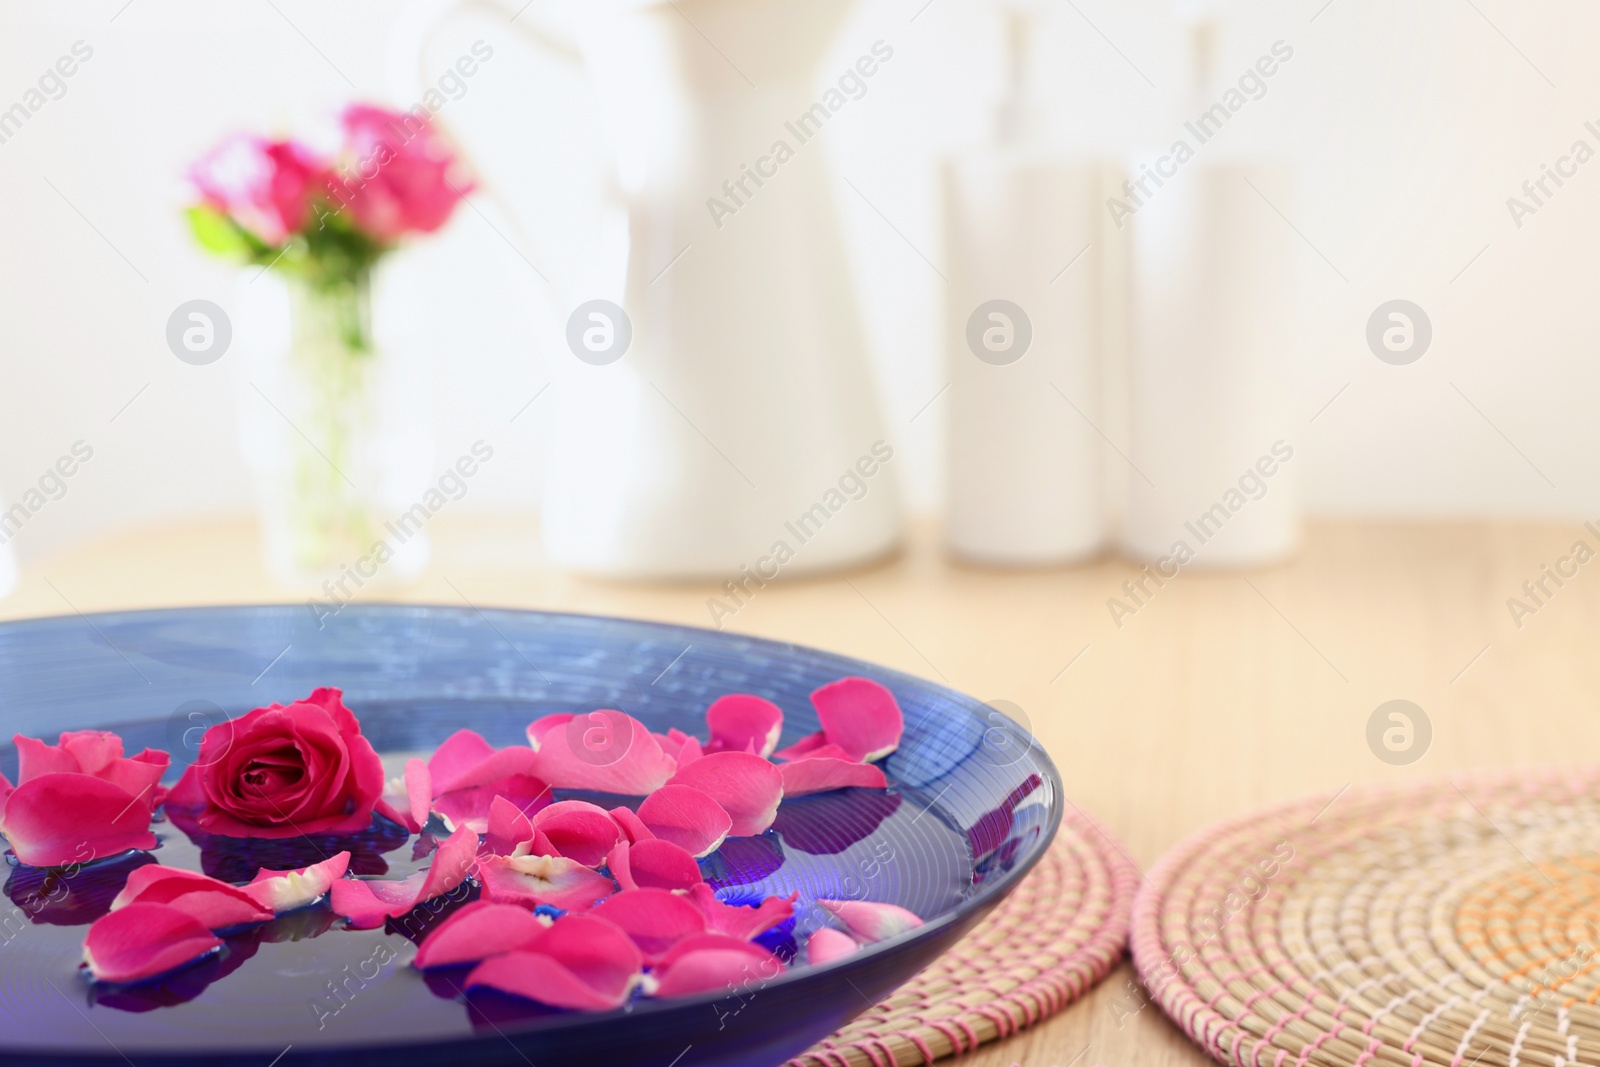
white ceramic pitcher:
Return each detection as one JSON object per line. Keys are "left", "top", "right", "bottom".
{"left": 391, "top": 0, "right": 904, "bottom": 579}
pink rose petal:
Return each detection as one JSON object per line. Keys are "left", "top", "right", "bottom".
{"left": 781, "top": 741, "right": 857, "bottom": 762}
{"left": 2, "top": 773, "right": 159, "bottom": 867}
{"left": 771, "top": 732, "right": 828, "bottom": 762}
{"left": 637, "top": 786, "right": 732, "bottom": 858}
{"left": 243, "top": 851, "right": 351, "bottom": 913}
{"left": 421, "top": 733, "right": 479, "bottom": 789}
{"left": 329, "top": 874, "right": 430, "bottom": 930}
{"left": 651, "top": 933, "right": 784, "bottom": 998}
{"left": 110, "top": 867, "right": 272, "bottom": 929}
{"left": 531, "top": 801, "right": 621, "bottom": 868}
{"left": 591, "top": 888, "right": 706, "bottom": 964}
{"left": 529, "top": 711, "right": 677, "bottom": 795}
{"left": 414, "top": 901, "right": 548, "bottom": 969}
{"left": 409, "top": 732, "right": 551, "bottom": 836}
{"left": 418, "top": 824, "right": 480, "bottom": 898}
{"left": 83, "top": 902, "right": 223, "bottom": 984}
{"left": 816, "top": 899, "right": 923, "bottom": 943}
{"left": 18, "top": 731, "right": 117, "bottom": 779}
{"left": 705, "top": 694, "right": 784, "bottom": 758}
{"left": 654, "top": 729, "right": 704, "bottom": 767}
{"left": 777, "top": 757, "right": 888, "bottom": 797}
{"left": 525, "top": 713, "right": 572, "bottom": 751}
{"left": 466, "top": 952, "right": 617, "bottom": 1011}
{"left": 664, "top": 752, "right": 783, "bottom": 837}
{"left": 685, "top": 885, "right": 795, "bottom": 941}
{"left": 477, "top": 853, "right": 616, "bottom": 911}
{"left": 806, "top": 927, "right": 860, "bottom": 965}
{"left": 433, "top": 774, "right": 550, "bottom": 835}
{"left": 608, "top": 805, "right": 655, "bottom": 845}
{"left": 466, "top": 913, "right": 642, "bottom": 1010}
{"left": 16, "top": 732, "right": 170, "bottom": 807}
{"left": 483, "top": 795, "right": 535, "bottom": 856}
{"left": 373, "top": 796, "right": 416, "bottom": 833}
{"left": 808, "top": 677, "right": 904, "bottom": 762}
{"left": 606, "top": 839, "right": 702, "bottom": 893}
{"left": 428, "top": 729, "right": 541, "bottom": 793}
{"left": 329, "top": 825, "right": 478, "bottom": 930}
{"left": 403, "top": 758, "right": 432, "bottom": 830}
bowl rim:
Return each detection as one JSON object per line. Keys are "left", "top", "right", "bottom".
{"left": 0, "top": 602, "right": 1066, "bottom": 1052}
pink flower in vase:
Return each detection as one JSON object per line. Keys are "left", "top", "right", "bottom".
{"left": 189, "top": 133, "right": 325, "bottom": 246}
{"left": 329, "top": 104, "right": 471, "bottom": 242}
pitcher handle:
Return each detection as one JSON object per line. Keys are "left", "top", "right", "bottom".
{"left": 384, "top": 0, "right": 594, "bottom": 312}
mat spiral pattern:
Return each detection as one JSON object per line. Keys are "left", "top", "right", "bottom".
{"left": 1131, "top": 768, "right": 1600, "bottom": 1067}
{"left": 792, "top": 807, "right": 1138, "bottom": 1067}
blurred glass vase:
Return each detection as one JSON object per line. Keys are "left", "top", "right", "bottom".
{"left": 242, "top": 272, "right": 433, "bottom": 587}
{"left": 186, "top": 103, "right": 471, "bottom": 587}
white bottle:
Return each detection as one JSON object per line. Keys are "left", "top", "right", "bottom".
{"left": 1121, "top": 13, "right": 1300, "bottom": 567}
{"left": 943, "top": 2, "right": 1107, "bottom": 565}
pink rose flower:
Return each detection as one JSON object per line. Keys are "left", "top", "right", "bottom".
{"left": 189, "top": 133, "right": 325, "bottom": 246}
{"left": 165, "top": 688, "right": 384, "bottom": 839}
{"left": 0, "top": 730, "right": 169, "bottom": 868}
{"left": 330, "top": 104, "right": 470, "bottom": 242}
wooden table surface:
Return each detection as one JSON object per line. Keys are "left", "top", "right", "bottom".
{"left": 4, "top": 515, "right": 1594, "bottom": 1067}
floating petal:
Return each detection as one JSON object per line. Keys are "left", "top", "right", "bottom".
{"left": 465, "top": 913, "right": 642, "bottom": 1011}
{"left": 329, "top": 825, "right": 478, "bottom": 930}
{"left": 433, "top": 774, "right": 551, "bottom": 835}
{"left": 428, "top": 729, "right": 541, "bottom": 793}
{"left": 770, "top": 731, "right": 832, "bottom": 763}
{"left": 477, "top": 853, "right": 615, "bottom": 911}
{"left": 806, "top": 927, "right": 860, "bottom": 965}
{"left": 590, "top": 888, "right": 706, "bottom": 964}
{"left": 606, "top": 839, "right": 702, "bottom": 893}
{"left": 777, "top": 758, "right": 888, "bottom": 797}
{"left": 705, "top": 694, "right": 783, "bottom": 758}
{"left": 530, "top": 711, "right": 676, "bottom": 795}
{"left": 403, "top": 758, "right": 432, "bottom": 831}
{"left": 531, "top": 801, "right": 621, "bottom": 867}
{"left": 654, "top": 729, "right": 705, "bottom": 767}
{"left": 816, "top": 899, "right": 923, "bottom": 943}
{"left": 83, "top": 902, "right": 222, "bottom": 984}
{"left": 111, "top": 867, "right": 272, "bottom": 929}
{"left": 665, "top": 752, "right": 782, "bottom": 837}
{"left": 651, "top": 933, "right": 783, "bottom": 998}
{"left": 809, "top": 677, "right": 904, "bottom": 762}
{"left": 3, "top": 773, "right": 159, "bottom": 867}
{"left": 685, "top": 884, "right": 794, "bottom": 941}
{"left": 608, "top": 805, "right": 655, "bottom": 845}
{"left": 414, "top": 901, "right": 548, "bottom": 969}
{"left": 482, "top": 795, "right": 535, "bottom": 856}
{"left": 637, "top": 786, "right": 731, "bottom": 858}
{"left": 243, "top": 851, "right": 351, "bottom": 913}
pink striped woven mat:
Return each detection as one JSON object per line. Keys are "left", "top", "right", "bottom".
{"left": 1131, "top": 768, "right": 1600, "bottom": 1067}
{"left": 790, "top": 806, "right": 1138, "bottom": 1067}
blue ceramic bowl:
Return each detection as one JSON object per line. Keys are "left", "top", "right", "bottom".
{"left": 0, "top": 605, "right": 1060, "bottom": 1067}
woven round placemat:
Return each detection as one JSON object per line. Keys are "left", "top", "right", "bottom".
{"left": 790, "top": 806, "right": 1139, "bottom": 1067}
{"left": 1131, "top": 767, "right": 1600, "bottom": 1067}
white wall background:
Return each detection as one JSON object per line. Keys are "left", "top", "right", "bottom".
{"left": 1, "top": 0, "right": 1597, "bottom": 564}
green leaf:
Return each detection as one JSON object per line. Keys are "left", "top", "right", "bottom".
{"left": 185, "top": 205, "right": 284, "bottom": 264}
{"left": 185, "top": 205, "right": 255, "bottom": 257}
